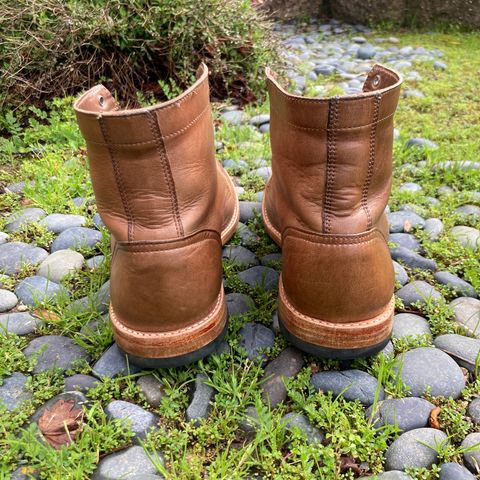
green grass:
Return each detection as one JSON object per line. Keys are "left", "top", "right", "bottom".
{"left": 0, "top": 26, "right": 479, "bottom": 480}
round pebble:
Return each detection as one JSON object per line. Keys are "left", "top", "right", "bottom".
{"left": 394, "top": 347, "right": 466, "bottom": 398}
{"left": 37, "top": 249, "right": 84, "bottom": 283}
{"left": 392, "top": 313, "right": 431, "bottom": 339}
{"left": 0, "top": 289, "right": 18, "bottom": 312}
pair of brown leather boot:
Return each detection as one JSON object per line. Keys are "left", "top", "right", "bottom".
{"left": 74, "top": 63, "right": 402, "bottom": 367}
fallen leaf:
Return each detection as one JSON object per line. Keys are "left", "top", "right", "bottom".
{"left": 339, "top": 455, "right": 362, "bottom": 475}
{"left": 33, "top": 309, "right": 60, "bottom": 322}
{"left": 403, "top": 220, "right": 412, "bottom": 232}
{"left": 38, "top": 399, "right": 84, "bottom": 449}
{"left": 429, "top": 406, "right": 441, "bottom": 429}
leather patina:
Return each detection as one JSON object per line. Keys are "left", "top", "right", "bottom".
{"left": 263, "top": 64, "right": 402, "bottom": 357}
{"left": 74, "top": 64, "right": 239, "bottom": 365}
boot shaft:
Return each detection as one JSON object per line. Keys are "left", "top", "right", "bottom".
{"left": 266, "top": 64, "right": 402, "bottom": 235}
{"left": 74, "top": 64, "right": 218, "bottom": 242}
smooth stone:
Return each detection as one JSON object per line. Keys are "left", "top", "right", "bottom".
{"left": 462, "top": 432, "right": 480, "bottom": 473}
{"left": 239, "top": 201, "right": 262, "bottom": 223}
{"left": 378, "top": 341, "right": 395, "bottom": 358}
{"left": 238, "top": 266, "right": 279, "bottom": 291}
{"left": 64, "top": 374, "right": 100, "bottom": 393}
{"left": 261, "top": 347, "right": 304, "bottom": 408}
{"left": 393, "top": 261, "right": 409, "bottom": 286}
{"left": 0, "top": 289, "right": 18, "bottom": 312}
{"left": 92, "top": 343, "right": 141, "bottom": 379}
{"left": 105, "top": 400, "right": 159, "bottom": 442}
{"left": 312, "top": 369, "right": 383, "bottom": 406}
{"left": 424, "top": 218, "right": 444, "bottom": 240}
{"left": 24, "top": 335, "right": 90, "bottom": 374}
{"left": 434, "top": 334, "right": 480, "bottom": 373}
{"left": 92, "top": 213, "right": 105, "bottom": 229}
{"left": 434, "top": 271, "right": 477, "bottom": 298}
{"left": 15, "top": 275, "right": 69, "bottom": 306}
{"left": 366, "top": 398, "right": 435, "bottom": 432}
{"left": 387, "top": 211, "right": 425, "bottom": 233}
{"left": 363, "top": 472, "right": 413, "bottom": 479}
{"left": 30, "top": 391, "right": 87, "bottom": 425}
{"left": 0, "top": 232, "right": 8, "bottom": 244}
{"left": 5, "top": 208, "right": 46, "bottom": 233}
{"left": 438, "top": 185, "right": 454, "bottom": 196}
{"left": 439, "top": 462, "right": 476, "bottom": 480}
{"left": 450, "top": 297, "right": 480, "bottom": 338}
{"left": 51, "top": 227, "right": 102, "bottom": 253}
{"left": 390, "top": 247, "right": 437, "bottom": 271}
{"left": 239, "top": 322, "right": 275, "bottom": 363}
{"left": 281, "top": 412, "right": 324, "bottom": 444}
{"left": 68, "top": 280, "right": 110, "bottom": 315}
{"left": 396, "top": 281, "right": 443, "bottom": 307}
{"left": 451, "top": 226, "right": 480, "bottom": 250}
{"left": 389, "top": 233, "right": 422, "bottom": 252}
{"left": 403, "top": 89, "right": 425, "bottom": 99}
{"left": 261, "top": 253, "right": 282, "bottom": 267}
{"left": 220, "top": 109, "right": 247, "bottom": 125}
{"left": 222, "top": 245, "right": 258, "bottom": 268}
{"left": 86, "top": 255, "right": 105, "bottom": 269}
{"left": 236, "top": 223, "right": 258, "bottom": 247}
{"left": 240, "top": 405, "right": 259, "bottom": 433}
{"left": 249, "top": 114, "right": 270, "bottom": 126}
{"left": 92, "top": 446, "right": 162, "bottom": 480}
{"left": 455, "top": 205, "right": 480, "bottom": 219}
{"left": 137, "top": 375, "right": 165, "bottom": 408}
{"left": 394, "top": 347, "right": 466, "bottom": 399}
{"left": 0, "top": 312, "right": 40, "bottom": 335}
{"left": 10, "top": 466, "right": 40, "bottom": 479}
{"left": 0, "top": 372, "right": 32, "bottom": 411}
{"left": 5, "top": 181, "right": 26, "bottom": 194}
{"left": 399, "top": 182, "right": 423, "bottom": 192}
{"left": 434, "top": 61, "right": 447, "bottom": 70}
{"left": 406, "top": 138, "right": 438, "bottom": 149}
{"left": 37, "top": 249, "right": 84, "bottom": 283}
{"left": 0, "top": 242, "right": 49, "bottom": 275}
{"left": 186, "top": 373, "right": 214, "bottom": 425}
{"left": 40, "top": 214, "right": 86, "bottom": 233}
{"left": 392, "top": 313, "right": 431, "bottom": 339}
{"left": 255, "top": 166, "right": 272, "bottom": 181}
{"left": 468, "top": 398, "right": 480, "bottom": 424}
{"left": 225, "top": 293, "right": 255, "bottom": 316}
{"left": 385, "top": 428, "right": 448, "bottom": 470}
{"left": 357, "top": 44, "right": 376, "bottom": 59}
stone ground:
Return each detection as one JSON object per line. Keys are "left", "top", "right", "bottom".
{"left": 1, "top": 18, "right": 480, "bottom": 480}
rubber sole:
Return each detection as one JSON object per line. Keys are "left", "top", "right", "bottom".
{"left": 122, "top": 321, "right": 228, "bottom": 368}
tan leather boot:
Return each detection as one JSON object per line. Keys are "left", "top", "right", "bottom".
{"left": 263, "top": 64, "right": 402, "bottom": 359}
{"left": 74, "top": 64, "right": 239, "bottom": 367}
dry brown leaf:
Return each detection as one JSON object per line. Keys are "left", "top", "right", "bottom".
{"left": 339, "top": 455, "right": 362, "bottom": 475}
{"left": 429, "top": 406, "right": 441, "bottom": 429}
{"left": 33, "top": 309, "right": 60, "bottom": 322}
{"left": 403, "top": 220, "right": 412, "bottom": 232}
{"left": 37, "top": 399, "right": 84, "bottom": 449}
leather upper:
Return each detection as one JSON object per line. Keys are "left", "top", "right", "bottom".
{"left": 264, "top": 64, "right": 402, "bottom": 328}
{"left": 74, "top": 64, "right": 235, "bottom": 243}
{"left": 74, "top": 65, "right": 238, "bottom": 344}
{"left": 264, "top": 64, "right": 402, "bottom": 237}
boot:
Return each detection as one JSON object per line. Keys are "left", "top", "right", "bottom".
{"left": 74, "top": 64, "right": 239, "bottom": 367}
{"left": 263, "top": 64, "right": 402, "bottom": 359}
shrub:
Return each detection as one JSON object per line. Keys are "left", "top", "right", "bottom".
{"left": 0, "top": 0, "right": 278, "bottom": 114}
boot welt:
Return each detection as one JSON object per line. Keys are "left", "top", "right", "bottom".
{"left": 278, "top": 279, "right": 394, "bottom": 359}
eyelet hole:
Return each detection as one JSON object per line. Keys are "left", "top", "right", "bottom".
{"left": 372, "top": 74, "right": 381, "bottom": 88}
{"left": 98, "top": 95, "right": 105, "bottom": 107}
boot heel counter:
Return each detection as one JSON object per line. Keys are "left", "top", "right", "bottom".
{"left": 110, "top": 230, "right": 223, "bottom": 333}
{"left": 282, "top": 228, "right": 394, "bottom": 323}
